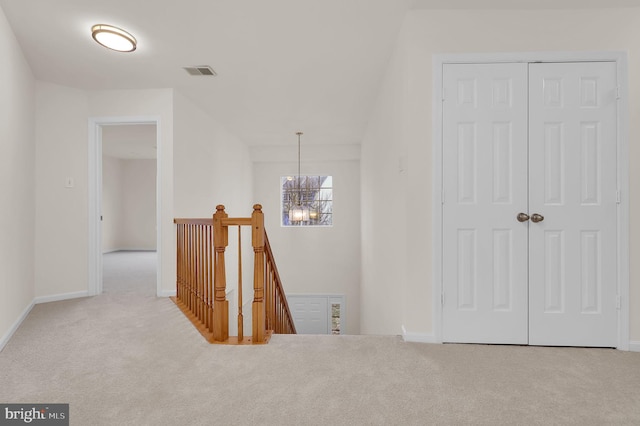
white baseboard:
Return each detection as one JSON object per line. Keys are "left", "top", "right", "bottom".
{"left": 629, "top": 341, "right": 640, "bottom": 352}
{"left": 34, "top": 290, "right": 90, "bottom": 304}
{"left": 103, "top": 248, "right": 157, "bottom": 254}
{"left": 0, "top": 301, "right": 35, "bottom": 352}
{"left": 401, "top": 325, "right": 437, "bottom": 343}
{"left": 158, "top": 290, "right": 176, "bottom": 297}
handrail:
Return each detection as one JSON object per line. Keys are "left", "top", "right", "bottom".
{"left": 172, "top": 204, "right": 296, "bottom": 344}
{"left": 264, "top": 233, "right": 297, "bottom": 334}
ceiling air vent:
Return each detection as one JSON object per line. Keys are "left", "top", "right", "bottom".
{"left": 184, "top": 66, "right": 217, "bottom": 76}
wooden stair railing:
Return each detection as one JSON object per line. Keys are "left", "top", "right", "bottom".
{"left": 173, "top": 204, "right": 296, "bottom": 344}
{"left": 264, "top": 232, "right": 296, "bottom": 334}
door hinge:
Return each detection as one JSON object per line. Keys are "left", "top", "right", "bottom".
{"left": 441, "top": 292, "right": 445, "bottom": 306}
{"left": 616, "top": 190, "right": 621, "bottom": 204}
{"left": 616, "top": 295, "right": 621, "bottom": 310}
{"left": 616, "top": 86, "right": 621, "bottom": 100}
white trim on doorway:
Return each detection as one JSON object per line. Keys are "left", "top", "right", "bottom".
{"left": 431, "top": 51, "right": 630, "bottom": 350}
{"left": 88, "top": 116, "right": 162, "bottom": 297}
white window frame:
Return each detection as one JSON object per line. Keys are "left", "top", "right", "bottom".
{"left": 280, "top": 175, "right": 334, "bottom": 227}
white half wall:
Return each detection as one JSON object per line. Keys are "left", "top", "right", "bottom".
{"left": 0, "top": 5, "right": 36, "bottom": 349}
{"left": 361, "top": 7, "right": 640, "bottom": 341}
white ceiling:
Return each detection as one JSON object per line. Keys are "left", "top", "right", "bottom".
{"left": 0, "top": 0, "right": 410, "bottom": 148}
{"left": 412, "top": 0, "right": 640, "bottom": 8}
{"left": 1, "top": 0, "right": 638, "bottom": 148}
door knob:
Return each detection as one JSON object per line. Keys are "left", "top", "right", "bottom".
{"left": 517, "top": 213, "right": 530, "bottom": 222}
{"left": 531, "top": 213, "right": 544, "bottom": 223}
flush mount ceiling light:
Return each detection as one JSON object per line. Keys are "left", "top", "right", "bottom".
{"left": 91, "top": 24, "right": 137, "bottom": 52}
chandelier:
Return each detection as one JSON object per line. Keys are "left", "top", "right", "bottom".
{"left": 289, "top": 132, "right": 310, "bottom": 222}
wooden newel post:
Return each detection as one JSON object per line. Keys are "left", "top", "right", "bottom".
{"left": 252, "top": 204, "right": 266, "bottom": 343}
{"left": 213, "top": 204, "right": 229, "bottom": 342}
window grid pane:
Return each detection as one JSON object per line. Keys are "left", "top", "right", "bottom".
{"left": 281, "top": 175, "right": 333, "bottom": 227}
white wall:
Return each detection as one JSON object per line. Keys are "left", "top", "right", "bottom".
{"left": 35, "top": 84, "right": 174, "bottom": 296}
{"left": 35, "top": 82, "right": 90, "bottom": 298}
{"left": 0, "top": 5, "right": 36, "bottom": 348}
{"left": 88, "top": 89, "right": 173, "bottom": 295}
{"left": 102, "top": 156, "right": 124, "bottom": 252}
{"left": 102, "top": 157, "right": 156, "bottom": 252}
{"left": 34, "top": 84, "right": 255, "bottom": 301}
{"left": 360, "top": 22, "right": 409, "bottom": 335}
{"left": 121, "top": 159, "right": 156, "bottom": 250}
{"left": 173, "top": 91, "right": 253, "bottom": 218}
{"left": 362, "top": 8, "right": 640, "bottom": 342}
{"left": 173, "top": 91, "right": 254, "bottom": 334}
{"left": 253, "top": 152, "right": 361, "bottom": 335}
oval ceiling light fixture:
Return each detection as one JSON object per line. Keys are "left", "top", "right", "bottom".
{"left": 91, "top": 24, "right": 137, "bottom": 52}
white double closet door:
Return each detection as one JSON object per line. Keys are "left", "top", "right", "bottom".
{"left": 442, "top": 61, "right": 618, "bottom": 347}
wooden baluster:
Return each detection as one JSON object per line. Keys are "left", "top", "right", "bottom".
{"left": 208, "top": 225, "right": 213, "bottom": 333}
{"left": 183, "top": 224, "right": 187, "bottom": 306}
{"left": 273, "top": 265, "right": 277, "bottom": 331}
{"left": 182, "top": 224, "right": 187, "bottom": 307}
{"left": 252, "top": 204, "right": 266, "bottom": 343}
{"left": 176, "top": 224, "right": 181, "bottom": 303}
{"left": 203, "top": 224, "right": 208, "bottom": 330}
{"left": 191, "top": 225, "right": 196, "bottom": 312}
{"left": 268, "top": 262, "right": 272, "bottom": 331}
{"left": 213, "top": 205, "right": 229, "bottom": 342}
{"left": 181, "top": 224, "right": 185, "bottom": 304}
{"left": 200, "top": 225, "right": 205, "bottom": 323}
{"left": 273, "top": 271, "right": 277, "bottom": 330}
{"left": 237, "top": 226, "right": 244, "bottom": 342}
{"left": 187, "top": 224, "right": 191, "bottom": 310}
{"left": 264, "top": 262, "right": 273, "bottom": 330}
{"left": 268, "top": 264, "right": 273, "bottom": 331}
{"left": 187, "top": 224, "right": 192, "bottom": 311}
{"left": 197, "top": 225, "right": 201, "bottom": 322}
{"left": 276, "top": 295, "right": 280, "bottom": 334}
{"left": 191, "top": 224, "right": 196, "bottom": 313}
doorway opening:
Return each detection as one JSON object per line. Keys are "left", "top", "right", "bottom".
{"left": 88, "top": 116, "right": 162, "bottom": 297}
{"left": 101, "top": 124, "right": 157, "bottom": 296}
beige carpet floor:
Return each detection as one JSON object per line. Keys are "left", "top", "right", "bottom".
{"left": 1, "top": 251, "right": 640, "bottom": 425}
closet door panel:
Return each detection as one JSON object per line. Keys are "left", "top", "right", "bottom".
{"left": 442, "top": 63, "right": 529, "bottom": 344}
{"left": 528, "top": 62, "right": 618, "bottom": 347}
